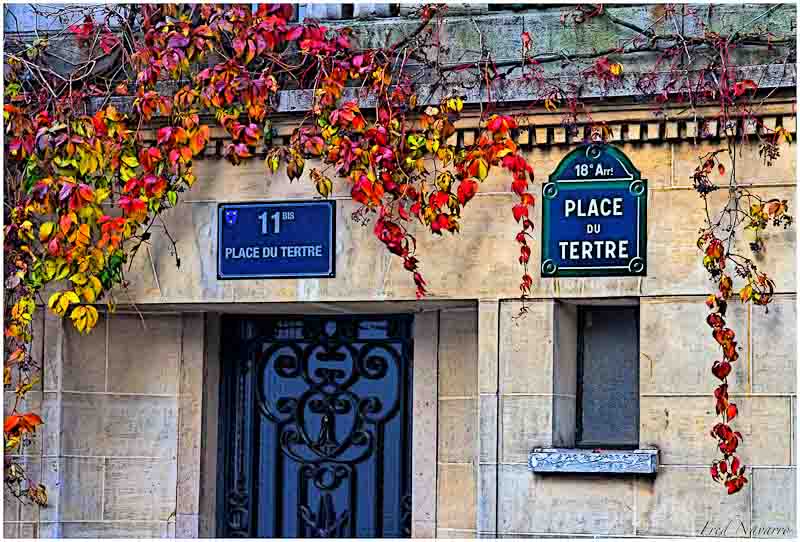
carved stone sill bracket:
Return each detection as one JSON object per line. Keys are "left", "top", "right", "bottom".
{"left": 529, "top": 448, "right": 659, "bottom": 475}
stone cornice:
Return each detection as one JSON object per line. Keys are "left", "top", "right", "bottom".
{"left": 141, "top": 102, "right": 797, "bottom": 161}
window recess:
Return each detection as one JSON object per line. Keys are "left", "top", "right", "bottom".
{"left": 530, "top": 300, "right": 657, "bottom": 475}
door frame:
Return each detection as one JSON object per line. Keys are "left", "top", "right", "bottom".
{"left": 196, "top": 304, "right": 449, "bottom": 537}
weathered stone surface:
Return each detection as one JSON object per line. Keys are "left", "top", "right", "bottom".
{"left": 529, "top": 448, "right": 658, "bottom": 474}
{"left": 107, "top": 313, "right": 181, "bottom": 395}
{"left": 751, "top": 468, "right": 797, "bottom": 538}
{"left": 103, "top": 459, "right": 178, "bottom": 521}
{"left": 501, "top": 395, "right": 553, "bottom": 464}
{"left": 62, "top": 314, "right": 106, "bottom": 392}
{"left": 439, "top": 398, "right": 477, "bottom": 463}
{"left": 478, "top": 464, "right": 497, "bottom": 534}
{"left": 41, "top": 521, "right": 169, "bottom": 538}
{"left": 412, "top": 311, "right": 438, "bottom": 526}
{"left": 479, "top": 395, "right": 498, "bottom": 463}
{"left": 4, "top": 522, "right": 37, "bottom": 539}
{"left": 673, "top": 140, "right": 796, "bottom": 187}
{"left": 39, "top": 391, "right": 61, "bottom": 457}
{"left": 60, "top": 393, "right": 178, "bottom": 458}
{"left": 640, "top": 396, "right": 792, "bottom": 466}
{"left": 636, "top": 467, "right": 750, "bottom": 537}
{"left": 176, "top": 513, "right": 200, "bottom": 538}
{"left": 478, "top": 300, "right": 499, "bottom": 395}
{"left": 552, "top": 396, "right": 576, "bottom": 448}
{"left": 438, "top": 309, "right": 479, "bottom": 398}
{"left": 177, "top": 314, "right": 204, "bottom": 516}
{"left": 412, "top": 520, "right": 436, "bottom": 538}
{"left": 437, "top": 463, "right": 477, "bottom": 529}
{"left": 640, "top": 296, "right": 748, "bottom": 394}
{"left": 46, "top": 458, "right": 105, "bottom": 522}
{"left": 752, "top": 295, "right": 796, "bottom": 393}
{"left": 436, "top": 527, "right": 478, "bottom": 538}
{"left": 499, "top": 300, "right": 554, "bottom": 394}
{"left": 42, "top": 310, "right": 63, "bottom": 392}
{"left": 643, "top": 186, "right": 796, "bottom": 296}
{"left": 498, "top": 464, "right": 634, "bottom": 535}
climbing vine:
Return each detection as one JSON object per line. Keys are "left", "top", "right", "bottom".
{"left": 3, "top": 3, "right": 795, "bottom": 504}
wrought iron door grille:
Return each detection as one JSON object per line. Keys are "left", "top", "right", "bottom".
{"left": 218, "top": 315, "right": 413, "bottom": 538}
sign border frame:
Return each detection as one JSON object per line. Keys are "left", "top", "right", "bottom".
{"left": 217, "top": 199, "right": 336, "bottom": 280}
{"left": 540, "top": 144, "right": 648, "bottom": 278}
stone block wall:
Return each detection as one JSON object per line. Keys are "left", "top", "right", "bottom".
{"left": 4, "top": 312, "right": 205, "bottom": 538}
{"left": 3, "top": 102, "right": 796, "bottom": 538}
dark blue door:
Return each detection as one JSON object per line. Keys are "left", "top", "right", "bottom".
{"left": 218, "top": 316, "right": 413, "bottom": 538}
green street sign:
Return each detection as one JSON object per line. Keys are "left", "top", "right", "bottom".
{"left": 541, "top": 144, "right": 648, "bottom": 278}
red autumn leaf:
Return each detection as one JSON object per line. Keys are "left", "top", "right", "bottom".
{"left": 706, "top": 313, "right": 725, "bottom": 329}
{"left": 512, "top": 203, "right": 528, "bottom": 222}
{"left": 68, "top": 16, "right": 94, "bottom": 44}
{"left": 157, "top": 127, "right": 173, "bottom": 145}
{"left": 726, "top": 403, "right": 738, "bottom": 422}
{"left": 719, "top": 434, "right": 739, "bottom": 455}
{"left": 725, "top": 475, "right": 747, "bottom": 494}
{"left": 429, "top": 191, "right": 449, "bottom": 210}
{"left": 718, "top": 163, "right": 726, "bottom": 176}
{"left": 731, "top": 456, "right": 741, "bottom": 475}
{"left": 733, "top": 79, "right": 758, "bottom": 97}
{"left": 100, "top": 32, "right": 121, "bottom": 54}
{"left": 285, "top": 26, "right": 303, "bottom": 41}
{"left": 520, "top": 273, "right": 533, "bottom": 294}
{"left": 722, "top": 340, "right": 739, "bottom": 362}
{"left": 712, "top": 327, "right": 735, "bottom": 345}
{"left": 59, "top": 214, "right": 73, "bottom": 235}
{"left": 21, "top": 412, "right": 43, "bottom": 429}
{"left": 521, "top": 31, "right": 531, "bottom": 49}
{"left": 519, "top": 244, "right": 531, "bottom": 264}
{"left": 711, "top": 360, "right": 732, "bottom": 380}
{"left": 511, "top": 178, "right": 527, "bottom": 196}
{"left": 457, "top": 179, "right": 478, "bottom": 205}
{"left": 519, "top": 193, "right": 535, "bottom": 207}
{"left": 4, "top": 414, "right": 21, "bottom": 433}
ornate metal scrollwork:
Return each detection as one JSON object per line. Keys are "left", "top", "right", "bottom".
{"left": 221, "top": 316, "right": 413, "bottom": 538}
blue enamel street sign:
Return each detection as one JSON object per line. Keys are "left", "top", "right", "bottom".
{"left": 217, "top": 201, "right": 335, "bottom": 279}
{"left": 541, "top": 144, "right": 647, "bottom": 277}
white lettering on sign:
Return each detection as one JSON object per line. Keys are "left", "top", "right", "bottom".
{"left": 224, "top": 245, "right": 323, "bottom": 259}
{"left": 559, "top": 240, "right": 629, "bottom": 261}
{"left": 573, "top": 163, "right": 615, "bottom": 177}
{"left": 564, "top": 197, "right": 623, "bottom": 217}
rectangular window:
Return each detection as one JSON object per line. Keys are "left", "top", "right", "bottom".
{"left": 576, "top": 306, "right": 639, "bottom": 448}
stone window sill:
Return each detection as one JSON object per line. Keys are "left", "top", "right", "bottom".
{"left": 529, "top": 448, "right": 658, "bottom": 474}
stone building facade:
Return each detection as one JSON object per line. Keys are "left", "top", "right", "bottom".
{"left": 3, "top": 3, "right": 797, "bottom": 539}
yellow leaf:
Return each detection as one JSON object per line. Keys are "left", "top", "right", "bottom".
{"left": 610, "top": 63, "right": 623, "bottom": 76}
{"left": 315, "top": 176, "right": 333, "bottom": 198}
{"left": 476, "top": 158, "right": 488, "bottom": 181}
{"left": 122, "top": 155, "right": 139, "bottom": 168}
{"left": 95, "top": 188, "right": 111, "bottom": 204}
{"left": 48, "top": 292, "right": 61, "bottom": 310}
{"left": 55, "top": 261, "right": 71, "bottom": 281}
{"left": 83, "top": 286, "right": 97, "bottom": 303}
{"left": 71, "top": 306, "right": 87, "bottom": 332}
{"left": 5, "top": 436, "right": 20, "bottom": 451}
{"left": 89, "top": 276, "right": 102, "bottom": 295}
{"left": 446, "top": 97, "right": 463, "bottom": 113}
{"left": 39, "top": 222, "right": 55, "bottom": 242}
{"left": 70, "top": 273, "right": 88, "bottom": 285}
